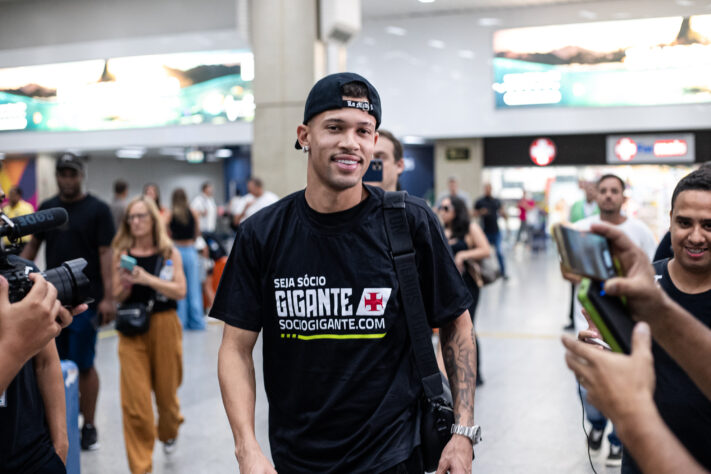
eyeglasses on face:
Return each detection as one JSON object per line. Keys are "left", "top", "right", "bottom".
{"left": 126, "top": 212, "right": 150, "bottom": 222}
{"left": 438, "top": 205, "right": 451, "bottom": 212}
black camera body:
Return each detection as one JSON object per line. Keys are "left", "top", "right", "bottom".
{"left": 0, "top": 208, "right": 91, "bottom": 307}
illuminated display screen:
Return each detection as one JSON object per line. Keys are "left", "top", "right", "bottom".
{"left": 492, "top": 15, "right": 711, "bottom": 108}
{"left": 0, "top": 50, "right": 254, "bottom": 132}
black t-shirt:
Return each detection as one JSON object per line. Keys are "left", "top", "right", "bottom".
{"left": 124, "top": 252, "right": 177, "bottom": 312}
{"left": 210, "top": 185, "right": 472, "bottom": 473}
{"left": 36, "top": 194, "right": 115, "bottom": 307}
{"left": 653, "top": 231, "right": 673, "bottom": 262}
{"left": 0, "top": 362, "right": 56, "bottom": 473}
{"left": 474, "top": 196, "right": 501, "bottom": 234}
{"left": 623, "top": 259, "right": 711, "bottom": 472}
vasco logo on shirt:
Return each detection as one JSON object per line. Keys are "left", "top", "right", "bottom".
{"left": 273, "top": 276, "right": 392, "bottom": 341}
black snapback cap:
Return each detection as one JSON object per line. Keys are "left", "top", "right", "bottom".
{"left": 295, "top": 72, "right": 381, "bottom": 150}
{"left": 56, "top": 152, "right": 84, "bottom": 172}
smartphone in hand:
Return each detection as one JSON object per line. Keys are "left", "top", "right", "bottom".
{"left": 120, "top": 255, "right": 137, "bottom": 272}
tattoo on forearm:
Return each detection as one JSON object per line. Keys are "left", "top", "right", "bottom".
{"left": 441, "top": 324, "right": 477, "bottom": 425}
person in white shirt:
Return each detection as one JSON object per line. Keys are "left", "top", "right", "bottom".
{"left": 230, "top": 178, "right": 278, "bottom": 226}
{"left": 191, "top": 182, "right": 217, "bottom": 233}
{"left": 561, "top": 173, "right": 657, "bottom": 467}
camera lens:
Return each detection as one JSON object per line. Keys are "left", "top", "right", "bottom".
{"left": 43, "top": 258, "right": 91, "bottom": 307}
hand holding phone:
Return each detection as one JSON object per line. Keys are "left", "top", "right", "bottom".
{"left": 120, "top": 255, "right": 137, "bottom": 272}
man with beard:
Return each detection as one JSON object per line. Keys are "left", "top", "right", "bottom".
{"left": 22, "top": 153, "right": 116, "bottom": 451}
{"left": 564, "top": 173, "right": 656, "bottom": 466}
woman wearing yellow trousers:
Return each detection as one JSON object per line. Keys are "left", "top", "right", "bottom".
{"left": 111, "top": 196, "right": 187, "bottom": 474}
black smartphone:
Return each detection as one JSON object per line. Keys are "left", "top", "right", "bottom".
{"left": 578, "top": 278, "right": 633, "bottom": 354}
{"left": 362, "top": 158, "right": 383, "bottom": 182}
{"left": 552, "top": 224, "right": 617, "bottom": 280}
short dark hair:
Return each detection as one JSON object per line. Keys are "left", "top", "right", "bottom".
{"left": 10, "top": 186, "right": 22, "bottom": 197}
{"left": 341, "top": 81, "right": 369, "bottom": 99}
{"left": 114, "top": 180, "right": 128, "bottom": 195}
{"left": 377, "top": 129, "right": 403, "bottom": 162}
{"left": 671, "top": 167, "right": 711, "bottom": 210}
{"left": 201, "top": 181, "right": 212, "bottom": 192}
{"left": 597, "top": 174, "right": 625, "bottom": 190}
{"left": 249, "top": 177, "right": 263, "bottom": 188}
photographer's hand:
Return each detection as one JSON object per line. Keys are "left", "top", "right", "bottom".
{"left": 0, "top": 274, "right": 67, "bottom": 392}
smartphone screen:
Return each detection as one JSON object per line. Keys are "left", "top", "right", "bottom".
{"left": 362, "top": 158, "right": 383, "bottom": 182}
{"left": 553, "top": 224, "right": 617, "bottom": 281}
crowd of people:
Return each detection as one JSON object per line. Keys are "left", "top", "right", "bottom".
{"left": 1, "top": 70, "right": 710, "bottom": 474}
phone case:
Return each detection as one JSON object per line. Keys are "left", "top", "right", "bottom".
{"left": 120, "top": 255, "right": 137, "bottom": 271}
{"left": 578, "top": 278, "right": 633, "bottom": 354}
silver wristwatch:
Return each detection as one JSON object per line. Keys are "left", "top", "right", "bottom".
{"left": 450, "top": 424, "right": 482, "bottom": 447}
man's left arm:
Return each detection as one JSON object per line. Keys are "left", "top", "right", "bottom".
{"left": 437, "top": 310, "right": 476, "bottom": 474}
{"left": 98, "top": 246, "right": 116, "bottom": 324}
{"left": 34, "top": 341, "right": 68, "bottom": 464}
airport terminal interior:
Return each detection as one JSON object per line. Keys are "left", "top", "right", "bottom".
{"left": 2, "top": 0, "right": 711, "bottom": 473}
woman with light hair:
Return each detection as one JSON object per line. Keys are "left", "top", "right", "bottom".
{"left": 111, "top": 195, "right": 186, "bottom": 474}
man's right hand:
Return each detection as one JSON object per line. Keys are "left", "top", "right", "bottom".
{"left": 589, "top": 223, "right": 665, "bottom": 324}
{"left": 237, "top": 448, "right": 277, "bottom": 474}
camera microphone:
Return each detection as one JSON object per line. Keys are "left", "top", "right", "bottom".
{"left": 0, "top": 207, "right": 69, "bottom": 240}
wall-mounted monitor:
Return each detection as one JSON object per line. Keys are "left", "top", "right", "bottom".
{"left": 493, "top": 15, "right": 711, "bottom": 108}
{"left": 0, "top": 50, "right": 254, "bottom": 133}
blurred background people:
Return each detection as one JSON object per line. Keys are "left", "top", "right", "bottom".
{"left": 438, "top": 195, "right": 490, "bottom": 386}
{"left": 474, "top": 183, "right": 508, "bottom": 279}
{"left": 112, "top": 195, "right": 187, "bottom": 474}
{"left": 436, "top": 176, "right": 471, "bottom": 210}
{"left": 366, "top": 129, "right": 404, "bottom": 192}
{"left": 230, "top": 177, "right": 278, "bottom": 227}
{"left": 21, "top": 153, "right": 116, "bottom": 451}
{"left": 2, "top": 186, "right": 35, "bottom": 250}
{"left": 143, "top": 183, "right": 169, "bottom": 226}
{"left": 516, "top": 191, "right": 535, "bottom": 245}
{"left": 110, "top": 179, "right": 129, "bottom": 232}
{"left": 190, "top": 181, "right": 217, "bottom": 234}
{"left": 169, "top": 188, "right": 204, "bottom": 330}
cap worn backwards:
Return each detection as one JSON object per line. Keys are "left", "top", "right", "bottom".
{"left": 295, "top": 72, "right": 381, "bottom": 150}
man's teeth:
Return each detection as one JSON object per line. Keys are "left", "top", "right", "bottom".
{"left": 687, "top": 248, "right": 706, "bottom": 253}
{"left": 336, "top": 159, "right": 357, "bottom": 165}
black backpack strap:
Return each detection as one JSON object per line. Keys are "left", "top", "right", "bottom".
{"left": 383, "top": 191, "right": 444, "bottom": 399}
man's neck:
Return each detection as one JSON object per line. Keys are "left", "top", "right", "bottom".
{"left": 305, "top": 181, "right": 368, "bottom": 213}
{"left": 600, "top": 211, "right": 625, "bottom": 225}
{"left": 668, "top": 258, "right": 711, "bottom": 294}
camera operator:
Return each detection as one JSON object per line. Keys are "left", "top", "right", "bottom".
{"left": 563, "top": 215, "right": 711, "bottom": 473}
{"left": 1, "top": 269, "right": 88, "bottom": 473}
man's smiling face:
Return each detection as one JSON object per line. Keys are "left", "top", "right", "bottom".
{"left": 300, "top": 97, "right": 378, "bottom": 192}
{"left": 670, "top": 189, "right": 711, "bottom": 274}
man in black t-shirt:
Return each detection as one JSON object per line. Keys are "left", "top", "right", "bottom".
{"left": 212, "top": 73, "right": 479, "bottom": 473}
{"left": 21, "top": 153, "right": 116, "bottom": 451}
{"left": 474, "top": 183, "right": 508, "bottom": 279}
{"left": 619, "top": 169, "right": 711, "bottom": 473}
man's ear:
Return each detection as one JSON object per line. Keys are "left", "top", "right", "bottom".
{"left": 297, "top": 124, "right": 309, "bottom": 149}
{"left": 395, "top": 158, "right": 405, "bottom": 176}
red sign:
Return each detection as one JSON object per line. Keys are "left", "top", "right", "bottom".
{"left": 615, "top": 137, "right": 637, "bottom": 161}
{"left": 529, "top": 138, "right": 556, "bottom": 166}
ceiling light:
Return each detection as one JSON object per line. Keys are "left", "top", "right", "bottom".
{"left": 418, "top": 0, "right": 436, "bottom": 3}
{"left": 458, "top": 49, "right": 475, "bottom": 59}
{"left": 215, "top": 148, "right": 233, "bottom": 158}
{"left": 676, "top": 0, "right": 695, "bottom": 5}
{"left": 116, "top": 147, "right": 146, "bottom": 159}
{"left": 186, "top": 149, "right": 204, "bottom": 163}
{"left": 428, "top": 39, "right": 445, "bottom": 49}
{"left": 478, "top": 18, "right": 501, "bottom": 27}
{"left": 578, "top": 10, "right": 598, "bottom": 19}
{"left": 402, "top": 136, "right": 427, "bottom": 145}
{"left": 385, "top": 26, "right": 407, "bottom": 36}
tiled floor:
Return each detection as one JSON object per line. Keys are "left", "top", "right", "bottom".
{"left": 81, "top": 242, "right": 622, "bottom": 473}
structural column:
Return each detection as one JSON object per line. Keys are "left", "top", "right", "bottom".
{"left": 249, "top": 0, "right": 323, "bottom": 197}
